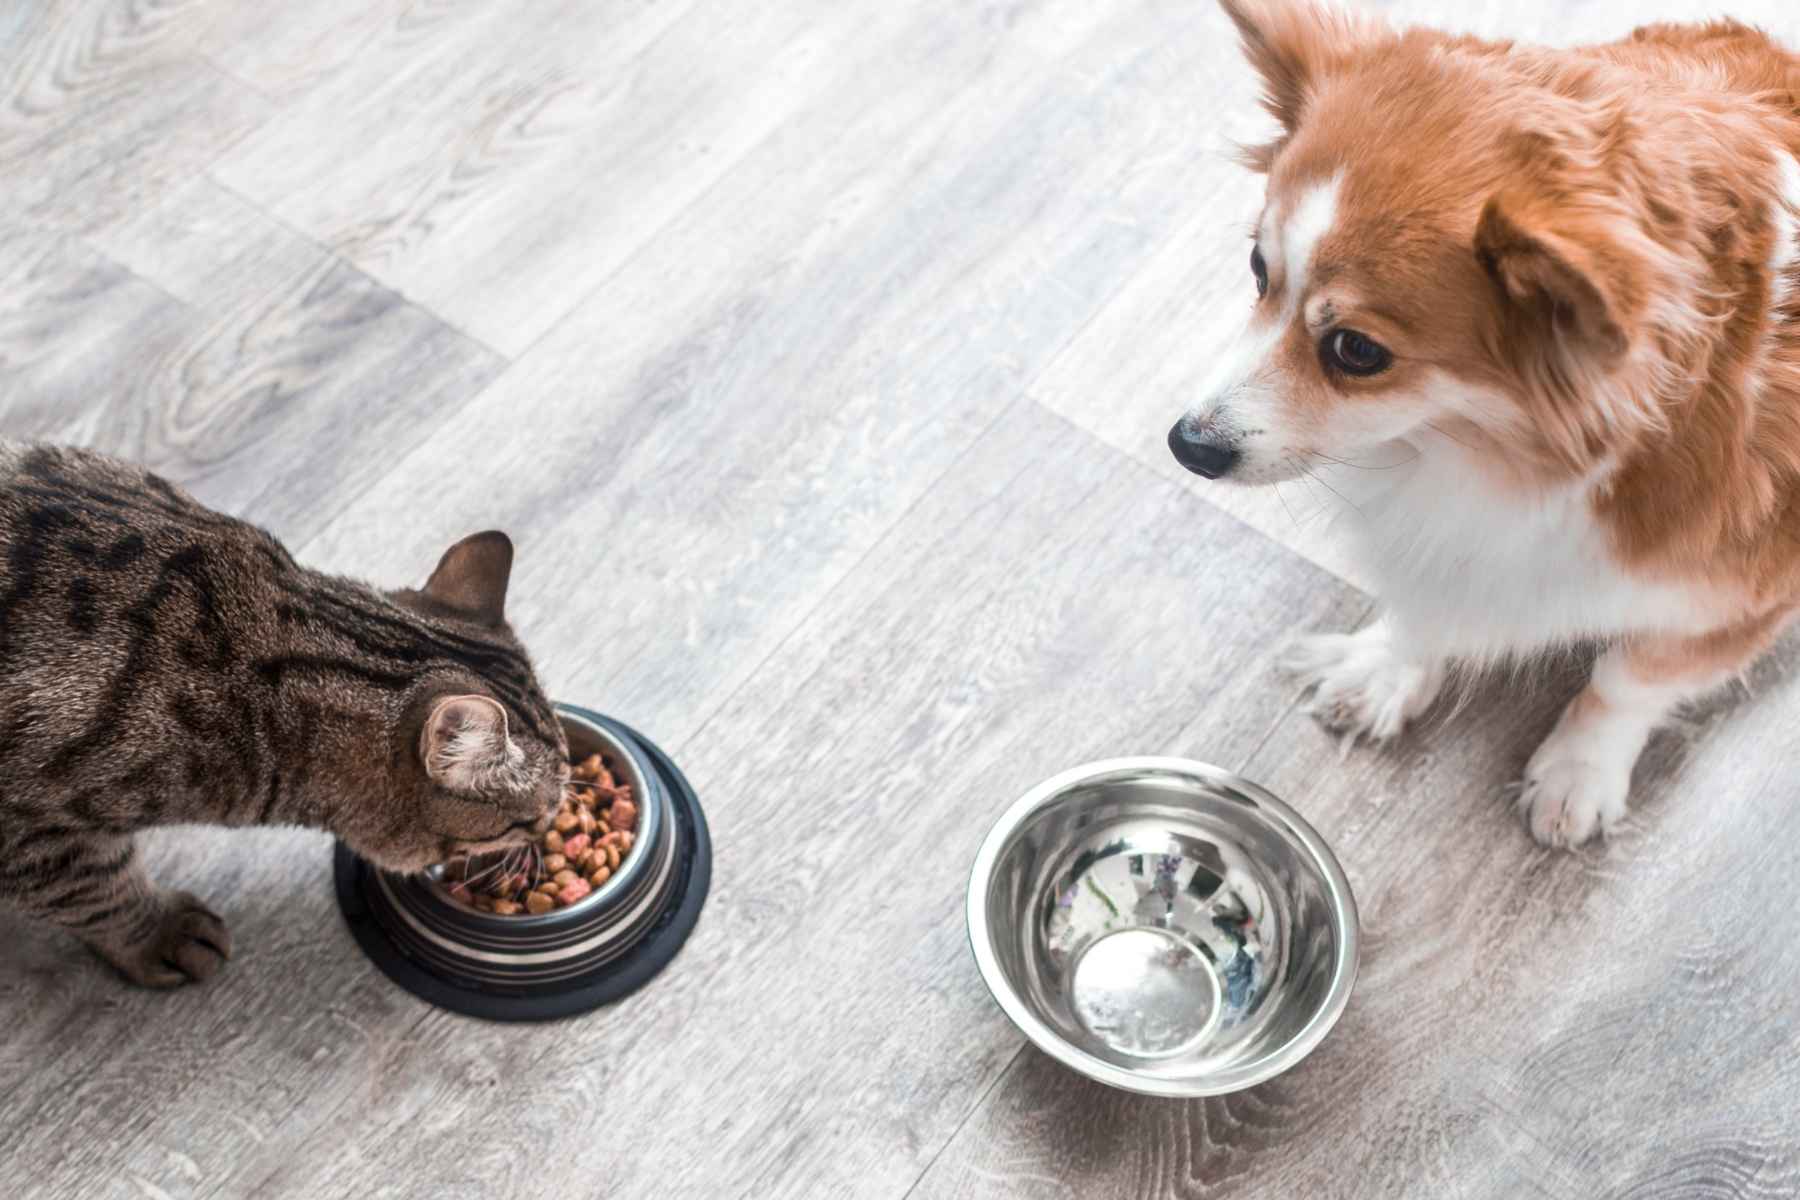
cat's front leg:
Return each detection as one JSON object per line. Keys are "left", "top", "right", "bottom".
{"left": 15, "top": 834, "right": 231, "bottom": 987}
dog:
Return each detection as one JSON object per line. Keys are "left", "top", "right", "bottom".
{"left": 1169, "top": 0, "right": 1800, "bottom": 846}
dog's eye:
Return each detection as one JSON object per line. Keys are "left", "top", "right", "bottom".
{"left": 1250, "top": 245, "right": 1268, "bottom": 298}
{"left": 1322, "top": 329, "right": 1391, "bottom": 376}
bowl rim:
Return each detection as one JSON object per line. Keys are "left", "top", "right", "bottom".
{"left": 964, "top": 756, "right": 1360, "bottom": 1099}
{"left": 425, "top": 704, "right": 662, "bottom": 925}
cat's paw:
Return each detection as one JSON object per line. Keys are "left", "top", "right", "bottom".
{"left": 1282, "top": 627, "right": 1442, "bottom": 745}
{"left": 1518, "top": 732, "right": 1631, "bottom": 849}
{"left": 104, "top": 893, "right": 232, "bottom": 988}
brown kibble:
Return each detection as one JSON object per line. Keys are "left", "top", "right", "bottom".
{"left": 442, "top": 750, "right": 646, "bottom": 917}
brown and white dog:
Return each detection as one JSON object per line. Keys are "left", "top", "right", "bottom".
{"left": 1169, "top": 0, "right": 1800, "bottom": 846}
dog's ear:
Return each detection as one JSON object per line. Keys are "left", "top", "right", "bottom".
{"left": 1474, "top": 189, "right": 1658, "bottom": 468}
{"left": 1218, "top": 0, "right": 1384, "bottom": 167}
{"left": 1474, "top": 190, "right": 1642, "bottom": 366}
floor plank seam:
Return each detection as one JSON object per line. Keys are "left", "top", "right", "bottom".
{"left": 198, "top": 52, "right": 279, "bottom": 104}
{"left": 232, "top": 1006, "right": 439, "bottom": 1198}
{"left": 664, "top": 396, "right": 1021, "bottom": 759}
{"left": 894, "top": 1041, "right": 1028, "bottom": 1200}
{"left": 1021, "top": 393, "right": 1371, "bottom": 599}
{"left": 256, "top": 0, "right": 806, "bottom": 376}
{"left": 1232, "top": 595, "right": 1379, "bottom": 776}
{"left": 202, "top": 172, "right": 515, "bottom": 367}
{"left": 39, "top": 229, "right": 196, "bottom": 318}
{"left": 1012, "top": 194, "right": 1240, "bottom": 412}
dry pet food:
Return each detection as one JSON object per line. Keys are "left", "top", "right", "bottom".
{"left": 442, "top": 751, "right": 640, "bottom": 915}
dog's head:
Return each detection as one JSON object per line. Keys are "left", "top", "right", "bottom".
{"left": 1170, "top": 0, "right": 1715, "bottom": 487}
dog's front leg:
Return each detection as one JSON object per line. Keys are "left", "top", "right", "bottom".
{"left": 1521, "top": 612, "right": 1791, "bottom": 847}
{"left": 1284, "top": 615, "right": 1446, "bottom": 744}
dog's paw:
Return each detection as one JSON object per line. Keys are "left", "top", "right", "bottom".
{"left": 1518, "top": 735, "right": 1631, "bottom": 849}
{"left": 1282, "top": 628, "right": 1441, "bottom": 745}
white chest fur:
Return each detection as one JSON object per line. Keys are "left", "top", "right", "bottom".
{"left": 1321, "top": 450, "right": 1720, "bottom": 658}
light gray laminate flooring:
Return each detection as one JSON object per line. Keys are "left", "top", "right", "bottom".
{"left": 3, "top": 2, "right": 1799, "bottom": 1197}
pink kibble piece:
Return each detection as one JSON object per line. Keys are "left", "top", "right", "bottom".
{"left": 557, "top": 878, "right": 593, "bottom": 906}
{"left": 561, "top": 833, "right": 591, "bottom": 860}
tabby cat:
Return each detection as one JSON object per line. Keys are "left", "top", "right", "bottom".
{"left": 0, "top": 443, "right": 568, "bottom": 986}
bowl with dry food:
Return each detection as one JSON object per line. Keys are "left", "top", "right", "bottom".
{"left": 433, "top": 728, "right": 659, "bottom": 919}
{"left": 966, "top": 758, "right": 1357, "bottom": 1097}
{"left": 334, "top": 704, "right": 711, "bottom": 1021}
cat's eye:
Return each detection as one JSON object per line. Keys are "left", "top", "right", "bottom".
{"left": 1322, "top": 329, "right": 1391, "bottom": 376}
{"left": 1250, "top": 245, "right": 1269, "bottom": 298}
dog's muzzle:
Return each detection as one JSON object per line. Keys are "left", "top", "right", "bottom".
{"left": 1167, "top": 419, "right": 1241, "bottom": 479}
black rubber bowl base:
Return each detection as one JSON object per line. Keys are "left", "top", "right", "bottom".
{"left": 333, "top": 713, "right": 711, "bottom": 1022}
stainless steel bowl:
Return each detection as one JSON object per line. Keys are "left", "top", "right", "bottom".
{"left": 967, "top": 758, "right": 1358, "bottom": 1097}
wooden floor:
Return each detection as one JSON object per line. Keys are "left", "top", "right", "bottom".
{"left": 4, "top": 1, "right": 1800, "bottom": 1196}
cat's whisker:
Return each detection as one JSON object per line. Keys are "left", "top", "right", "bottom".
{"left": 462, "top": 852, "right": 510, "bottom": 889}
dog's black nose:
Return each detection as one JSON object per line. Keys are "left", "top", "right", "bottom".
{"left": 1167, "top": 421, "right": 1240, "bottom": 479}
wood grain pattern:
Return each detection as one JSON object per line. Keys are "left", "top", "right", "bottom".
{"left": 0, "top": 0, "right": 273, "bottom": 237}
{"left": 211, "top": 0, "right": 870, "bottom": 355}
{"left": 3, "top": 1, "right": 1800, "bottom": 1198}
{"left": 5, "top": 178, "right": 506, "bottom": 547}
{"left": 295, "top": 0, "right": 1241, "bottom": 747}
{"left": 193, "top": 0, "right": 428, "bottom": 101}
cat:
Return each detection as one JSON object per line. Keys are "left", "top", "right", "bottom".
{"left": 0, "top": 442, "right": 568, "bottom": 987}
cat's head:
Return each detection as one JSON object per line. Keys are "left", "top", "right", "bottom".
{"left": 348, "top": 531, "right": 571, "bottom": 874}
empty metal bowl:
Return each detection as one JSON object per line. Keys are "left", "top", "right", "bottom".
{"left": 967, "top": 758, "right": 1358, "bottom": 1097}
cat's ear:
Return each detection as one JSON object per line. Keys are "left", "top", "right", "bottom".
{"left": 421, "top": 694, "right": 513, "bottom": 790}
{"left": 422, "top": 531, "right": 513, "bottom": 624}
